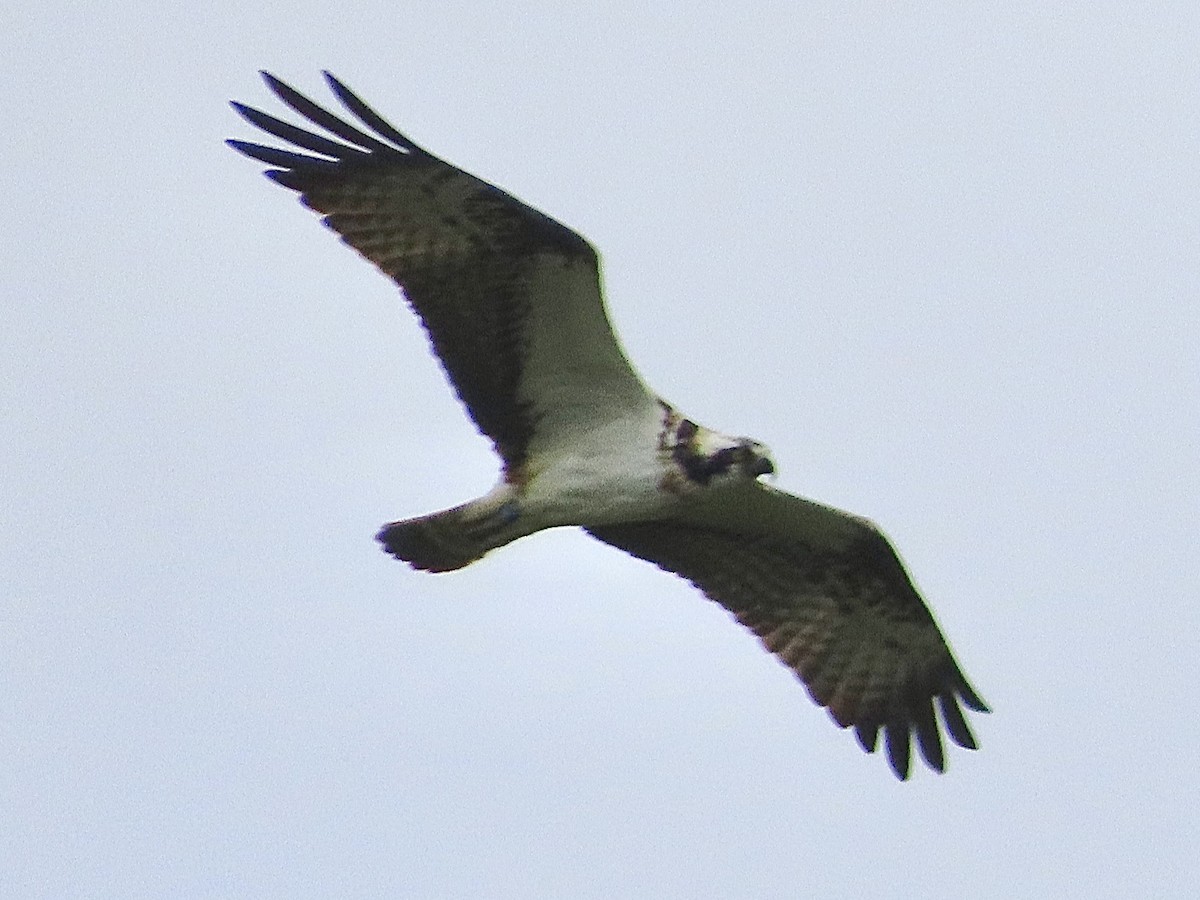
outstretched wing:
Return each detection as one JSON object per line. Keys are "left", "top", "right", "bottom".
{"left": 587, "top": 482, "right": 988, "bottom": 780}
{"left": 227, "top": 72, "right": 655, "bottom": 476}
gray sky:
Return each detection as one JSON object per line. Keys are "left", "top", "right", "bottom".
{"left": 4, "top": 2, "right": 1198, "bottom": 897}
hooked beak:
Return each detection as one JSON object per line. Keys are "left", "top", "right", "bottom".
{"left": 738, "top": 441, "right": 775, "bottom": 477}
{"left": 750, "top": 455, "right": 775, "bottom": 477}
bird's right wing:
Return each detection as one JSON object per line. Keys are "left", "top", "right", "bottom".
{"left": 228, "top": 72, "right": 656, "bottom": 477}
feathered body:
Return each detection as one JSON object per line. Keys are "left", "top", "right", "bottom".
{"left": 228, "top": 72, "right": 988, "bottom": 779}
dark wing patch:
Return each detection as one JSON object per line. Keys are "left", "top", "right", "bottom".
{"left": 227, "top": 72, "right": 597, "bottom": 473}
{"left": 585, "top": 520, "right": 988, "bottom": 780}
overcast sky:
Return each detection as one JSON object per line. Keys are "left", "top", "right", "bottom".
{"left": 4, "top": 2, "right": 1199, "bottom": 897}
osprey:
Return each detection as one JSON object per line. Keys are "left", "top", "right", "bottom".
{"left": 228, "top": 71, "right": 988, "bottom": 779}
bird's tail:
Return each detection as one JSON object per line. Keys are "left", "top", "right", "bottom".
{"left": 376, "top": 494, "right": 522, "bottom": 573}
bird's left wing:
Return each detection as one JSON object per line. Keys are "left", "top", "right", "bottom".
{"left": 587, "top": 482, "right": 988, "bottom": 779}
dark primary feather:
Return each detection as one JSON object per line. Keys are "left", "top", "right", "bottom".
{"left": 586, "top": 518, "right": 988, "bottom": 780}
{"left": 226, "top": 72, "right": 598, "bottom": 474}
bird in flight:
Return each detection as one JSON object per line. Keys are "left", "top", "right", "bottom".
{"left": 228, "top": 71, "right": 988, "bottom": 779}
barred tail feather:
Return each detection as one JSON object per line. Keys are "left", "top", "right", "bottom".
{"left": 377, "top": 496, "right": 522, "bottom": 573}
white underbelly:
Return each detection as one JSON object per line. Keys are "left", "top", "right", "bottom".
{"left": 520, "top": 416, "right": 677, "bottom": 527}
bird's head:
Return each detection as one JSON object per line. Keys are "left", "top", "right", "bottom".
{"left": 667, "top": 413, "right": 776, "bottom": 486}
